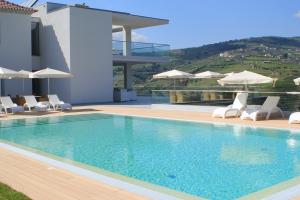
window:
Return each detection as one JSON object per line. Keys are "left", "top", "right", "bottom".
{"left": 31, "top": 22, "right": 40, "bottom": 56}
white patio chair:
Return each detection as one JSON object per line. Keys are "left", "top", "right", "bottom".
{"left": 0, "top": 96, "right": 24, "bottom": 114}
{"left": 240, "top": 96, "right": 284, "bottom": 121}
{"left": 48, "top": 94, "right": 72, "bottom": 111}
{"left": 24, "top": 95, "right": 48, "bottom": 112}
{"left": 212, "top": 92, "right": 248, "bottom": 118}
{"left": 289, "top": 112, "right": 300, "bottom": 124}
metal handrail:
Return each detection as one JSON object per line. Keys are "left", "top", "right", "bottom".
{"left": 112, "top": 40, "right": 170, "bottom": 47}
{"left": 151, "top": 89, "right": 300, "bottom": 95}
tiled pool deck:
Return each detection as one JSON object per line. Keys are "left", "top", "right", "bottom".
{"left": 0, "top": 104, "right": 300, "bottom": 200}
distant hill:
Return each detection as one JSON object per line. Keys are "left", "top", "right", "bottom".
{"left": 113, "top": 36, "right": 300, "bottom": 93}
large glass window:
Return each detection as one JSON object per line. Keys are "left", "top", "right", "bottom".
{"left": 31, "top": 22, "right": 40, "bottom": 56}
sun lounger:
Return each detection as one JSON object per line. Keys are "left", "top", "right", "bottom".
{"left": 24, "top": 95, "right": 48, "bottom": 112}
{"left": 289, "top": 112, "right": 300, "bottom": 124}
{"left": 0, "top": 96, "right": 24, "bottom": 114}
{"left": 240, "top": 96, "right": 284, "bottom": 121}
{"left": 48, "top": 95, "right": 72, "bottom": 111}
{"left": 212, "top": 92, "right": 248, "bottom": 118}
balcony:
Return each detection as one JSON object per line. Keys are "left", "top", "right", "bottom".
{"left": 112, "top": 40, "right": 170, "bottom": 64}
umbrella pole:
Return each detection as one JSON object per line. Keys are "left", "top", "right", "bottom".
{"left": 245, "top": 81, "right": 248, "bottom": 91}
{"left": 173, "top": 79, "right": 176, "bottom": 90}
{"left": 48, "top": 78, "right": 50, "bottom": 95}
{"left": 22, "top": 79, "right": 25, "bottom": 94}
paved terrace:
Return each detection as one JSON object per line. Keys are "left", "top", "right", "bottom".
{"left": 0, "top": 102, "right": 300, "bottom": 200}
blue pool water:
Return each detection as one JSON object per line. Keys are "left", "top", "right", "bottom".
{"left": 0, "top": 114, "right": 300, "bottom": 199}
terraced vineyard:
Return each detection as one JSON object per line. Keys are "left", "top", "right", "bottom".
{"left": 114, "top": 36, "right": 300, "bottom": 92}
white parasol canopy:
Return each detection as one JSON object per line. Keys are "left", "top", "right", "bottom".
{"left": 31, "top": 68, "right": 73, "bottom": 94}
{"left": 0, "top": 67, "right": 19, "bottom": 96}
{"left": 153, "top": 70, "right": 194, "bottom": 89}
{"left": 17, "top": 70, "right": 33, "bottom": 78}
{"left": 194, "top": 71, "right": 225, "bottom": 79}
{"left": 153, "top": 69, "right": 194, "bottom": 79}
{"left": 294, "top": 77, "right": 300, "bottom": 86}
{"left": 224, "top": 72, "right": 235, "bottom": 77}
{"left": 0, "top": 67, "right": 19, "bottom": 79}
{"left": 31, "top": 68, "right": 73, "bottom": 79}
{"left": 217, "top": 70, "right": 274, "bottom": 87}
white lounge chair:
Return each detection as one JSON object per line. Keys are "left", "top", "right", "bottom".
{"left": 240, "top": 96, "right": 284, "bottom": 121}
{"left": 48, "top": 95, "right": 72, "bottom": 111}
{"left": 0, "top": 96, "right": 24, "bottom": 114}
{"left": 212, "top": 92, "right": 248, "bottom": 118}
{"left": 24, "top": 95, "right": 48, "bottom": 112}
{"left": 289, "top": 112, "right": 300, "bottom": 124}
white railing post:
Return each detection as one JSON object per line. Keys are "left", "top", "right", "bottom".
{"left": 122, "top": 26, "right": 132, "bottom": 56}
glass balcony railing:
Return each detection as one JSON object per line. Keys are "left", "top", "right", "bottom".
{"left": 112, "top": 40, "right": 170, "bottom": 58}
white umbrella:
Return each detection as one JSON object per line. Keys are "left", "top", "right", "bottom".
{"left": 0, "top": 67, "right": 19, "bottom": 96}
{"left": 224, "top": 72, "right": 235, "bottom": 76}
{"left": 153, "top": 69, "right": 193, "bottom": 79}
{"left": 217, "top": 70, "right": 275, "bottom": 89}
{"left": 31, "top": 68, "right": 73, "bottom": 94}
{"left": 18, "top": 70, "right": 33, "bottom": 78}
{"left": 153, "top": 69, "right": 194, "bottom": 89}
{"left": 294, "top": 78, "right": 300, "bottom": 86}
{"left": 194, "top": 71, "right": 225, "bottom": 79}
{"left": 0, "top": 67, "right": 19, "bottom": 78}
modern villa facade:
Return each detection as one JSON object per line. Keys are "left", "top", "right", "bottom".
{"left": 0, "top": 1, "right": 169, "bottom": 104}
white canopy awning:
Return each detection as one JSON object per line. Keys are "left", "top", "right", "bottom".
{"left": 153, "top": 69, "right": 193, "bottom": 79}
{"left": 294, "top": 78, "right": 300, "bottom": 86}
{"left": 31, "top": 68, "right": 73, "bottom": 94}
{"left": 217, "top": 70, "right": 274, "bottom": 86}
{"left": 194, "top": 71, "right": 225, "bottom": 79}
{"left": 17, "top": 70, "right": 33, "bottom": 78}
{"left": 224, "top": 72, "right": 235, "bottom": 77}
{"left": 31, "top": 68, "right": 73, "bottom": 79}
{"left": 0, "top": 67, "right": 19, "bottom": 79}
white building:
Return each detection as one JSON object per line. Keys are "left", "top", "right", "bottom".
{"left": 0, "top": 1, "right": 169, "bottom": 104}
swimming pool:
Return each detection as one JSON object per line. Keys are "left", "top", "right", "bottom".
{"left": 0, "top": 114, "right": 300, "bottom": 199}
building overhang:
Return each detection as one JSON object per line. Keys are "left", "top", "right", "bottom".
{"left": 112, "top": 12, "right": 169, "bottom": 30}
{"left": 40, "top": 2, "right": 169, "bottom": 30}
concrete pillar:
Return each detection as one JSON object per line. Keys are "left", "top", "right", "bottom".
{"left": 122, "top": 26, "right": 132, "bottom": 56}
{"left": 124, "top": 64, "right": 133, "bottom": 90}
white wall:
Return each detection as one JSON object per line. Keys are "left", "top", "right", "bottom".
{"left": 35, "top": 4, "right": 114, "bottom": 104}
{"left": 0, "top": 11, "right": 32, "bottom": 96}
{"left": 35, "top": 5, "right": 72, "bottom": 101}
{"left": 69, "top": 7, "right": 113, "bottom": 104}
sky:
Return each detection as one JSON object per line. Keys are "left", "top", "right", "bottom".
{"left": 14, "top": 0, "right": 300, "bottom": 49}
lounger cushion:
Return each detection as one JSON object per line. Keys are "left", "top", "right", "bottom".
{"left": 10, "top": 106, "right": 25, "bottom": 113}
{"left": 35, "top": 103, "right": 48, "bottom": 112}
{"left": 59, "top": 103, "right": 72, "bottom": 110}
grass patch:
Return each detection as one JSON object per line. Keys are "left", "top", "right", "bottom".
{"left": 0, "top": 183, "right": 31, "bottom": 200}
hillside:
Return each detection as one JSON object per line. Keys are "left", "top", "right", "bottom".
{"left": 114, "top": 36, "right": 300, "bottom": 93}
